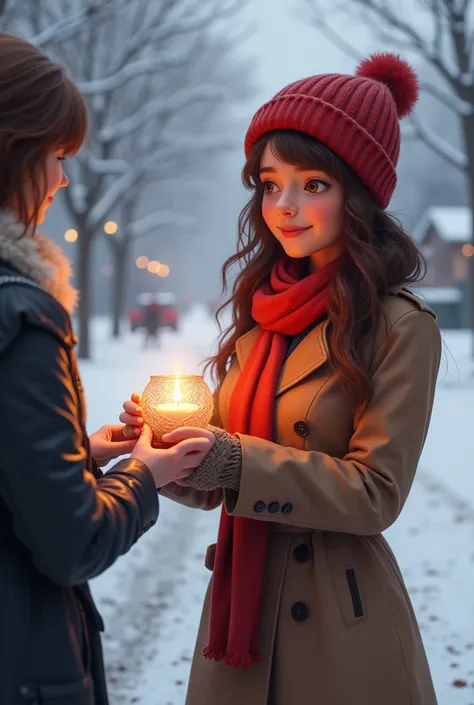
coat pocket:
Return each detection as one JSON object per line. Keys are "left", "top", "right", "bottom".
{"left": 19, "top": 677, "right": 94, "bottom": 705}
{"left": 345, "top": 568, "right": 365, "bottom": 619}
{"left": 324, "top": 537, "right": 367, "bottom": 627}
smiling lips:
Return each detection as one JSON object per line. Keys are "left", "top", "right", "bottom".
{"left": 278, "top": 225, "right": 311, "bottom": 239}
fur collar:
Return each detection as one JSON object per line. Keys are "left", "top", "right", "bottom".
{"left": 0, "top": 210, "right": 78, "bottom": 314}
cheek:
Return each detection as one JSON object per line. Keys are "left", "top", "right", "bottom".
{"left": 261, "top": 198, "right": 274, "bottom": 228}
{"left": 304, "top": 196, "right": 343, "bottom": 233}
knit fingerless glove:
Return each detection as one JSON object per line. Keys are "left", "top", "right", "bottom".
{"left": 179, "top": 425, "right": 242, "bottom": 492}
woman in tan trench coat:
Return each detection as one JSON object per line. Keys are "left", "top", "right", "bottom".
{"left": 123, "top": 53, "right": 441, "bottom": 704}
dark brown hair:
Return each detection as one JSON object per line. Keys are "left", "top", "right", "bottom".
{"left": 0, "top": 33, "right": 87, "bottom": 230}
{"left": 205, "top": 130, "right": 425, "bottom": 410}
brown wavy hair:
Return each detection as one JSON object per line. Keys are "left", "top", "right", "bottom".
{"left": 0, "top": 33, "right": 87, "bottom": 230}
{"left": 205, "top": 130, "right": 425, "bottom": 410}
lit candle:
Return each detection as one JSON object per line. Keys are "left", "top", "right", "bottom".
{"left": 154, "top": 376, "right": 199, "bottom": 423}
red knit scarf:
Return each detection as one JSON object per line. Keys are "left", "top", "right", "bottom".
{"left": 203, "top": 255, "right": 340, "bottom": 668}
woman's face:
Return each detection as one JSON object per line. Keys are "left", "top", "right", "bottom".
{"left": 25, "top": 149, "right": 69, "bottom": 225}
{"left": 260, "top": 142, "right": 344, "bottom": 269}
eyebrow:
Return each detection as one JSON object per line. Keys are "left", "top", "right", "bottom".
{"left": 259, "top": 165, "right": 326, "bottom": 175}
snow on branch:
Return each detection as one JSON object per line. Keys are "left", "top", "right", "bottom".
{"left": 80, "top": 57, "right": 161, "bottom": 95}
{"left": 30, "top": 1, "right": 115, "bottom": 49}
{"left": 128, "top": 210, "right": 193, "bottom": 239}
{"left": 100, "top": 85, "right": 225, "bottom": 143}
{"left": 86, "top": 168, "right": 139, "bottom": 229}
{"left": 80, "top": 149, "right": 128, "bottom": 176}
{"left": 149, "top": 133, "right": 238, "bottom": 165}
{"left": 420, "top": 79, "right": 473, "bottom": 115}
{"left": 402, "top": 113, "right": 468, "bottom": 171}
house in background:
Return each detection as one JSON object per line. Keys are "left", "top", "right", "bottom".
{"left": 411, "top": 206, "right": 472, "bottom": 328}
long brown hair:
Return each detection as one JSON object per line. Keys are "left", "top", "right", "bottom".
{"left": 0, "top": 33, "right": 87, "bottom": 230}
{"left": 206, "top": 130, "right": 425, "bottom": 410}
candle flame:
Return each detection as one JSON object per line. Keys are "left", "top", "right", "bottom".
{"left": 173, "top": 376, "right": 182, "bottom": 405}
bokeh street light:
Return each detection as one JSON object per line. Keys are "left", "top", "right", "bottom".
{"left": 136, "top": 256, "right": 149, "bottom": 269}
{"left": 157, "top": 264, "right": 170, "bottom": 277}
{"left": 147, "top": 260, "right": 161, "bottom": 274}
{"left": 65, "top": 229, "right": 78, "bottom": 243}
{"left": 462, "top": 243, "right": 474, "bottom": 257}
{"left": 104, "top": 220, "right": 118, "bottom": 235}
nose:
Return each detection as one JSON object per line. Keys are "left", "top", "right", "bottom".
{"left": 60, "top": 168, "right": 69, "bottom": 188}
{"left": 276, "top": 194, "right": 297, "bottom": 217}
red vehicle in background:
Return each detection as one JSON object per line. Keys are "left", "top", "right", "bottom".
{"left": 128, "top": 292, "right": 179, "bottom": 332}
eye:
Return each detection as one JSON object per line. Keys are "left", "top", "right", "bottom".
{"left": 262, "top": 180, "right": 280, "bottom": 195}
{"left": 305, "top": 179, "right": 329, "bottom": 194}
{"left": 58, "top": 156, "right": 66, "bottom": 162}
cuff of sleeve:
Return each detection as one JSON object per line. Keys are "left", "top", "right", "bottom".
{"left": 103, "top": 458, "right": 159, "bottom": 532}
{"left": 218, "top": 435, "right": 242, "bottom": 491}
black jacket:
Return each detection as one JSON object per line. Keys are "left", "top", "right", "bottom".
{"left": 0, "top": 261, "right": 159, "bottom": 705}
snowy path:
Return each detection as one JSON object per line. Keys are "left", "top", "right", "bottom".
{"left": 80, "top": 312, "right": 474, "bottom": 704}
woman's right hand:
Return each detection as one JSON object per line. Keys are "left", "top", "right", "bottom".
{"left": 131, "top": 423, "right": 215, "bottom": 489}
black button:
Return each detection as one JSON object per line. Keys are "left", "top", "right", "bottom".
{"left": 19, "top": 684, "right": 38, "bottom": 702}
{"left": 294, "top": 420, "right": 310, "bottom": 437}
{"left": 268, "top": 501, "right": 280, "bottom": 513}
{"left": 253, "top": 501, "right": 266, "bottom": 513}
{"left": 293, "top": 544, "right": 311, "bottom": 563}
{"left": 291, "top": 601, "right": 310, "bottom": 622}
{"left": 282, "top": 503, "right": 293, "bottom": 514}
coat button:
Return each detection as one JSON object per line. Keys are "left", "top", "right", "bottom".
{"left": 268, "top": 501, "right": 280, "bottom": 513}
{"left": 253, "top": 500, "right": 266, "bottom": 513}
{"left": 293, "top": 544, "right": 311, "bottom": 563}
{"left": 282, "top": 502, "right": 293, "bottom": 514}
{"left": 291, "top": 601, "right": 310, "bottom": 622}
{"left": 294, "top": 420, "right": 310, "bottom": 437}
{"left": 19, "top": 684, "right": 38, "bottom": 701}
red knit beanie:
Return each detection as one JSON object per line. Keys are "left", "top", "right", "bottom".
{"left": 244, "top": 53, "right": 419, "bottom": 209}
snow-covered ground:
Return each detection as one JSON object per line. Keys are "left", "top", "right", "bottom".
{"left": 81, "top": 309, "right": 474, "bottom": 704}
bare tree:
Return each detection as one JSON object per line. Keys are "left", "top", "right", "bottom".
{"left": 303, "top": 0, "right": 474, "bottom": 351}
{"left": 1, "top": 0, "right": 117, "bottom": 46}
{"left": 18, "top": 0, "right": 248, "bottom": 358}
{"left": 104, "top": 30, "right": 248, "bottom": 338}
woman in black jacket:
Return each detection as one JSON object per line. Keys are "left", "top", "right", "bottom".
{"left": 0, "top": 33, "right": 214, "bottom": 705}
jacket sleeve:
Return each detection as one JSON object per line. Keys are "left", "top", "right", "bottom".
{"left": 224, "top": 309, "right": 441, "bottom": 535}
{"left": 0, "top": 319, "right": 159, "bottom": 586}
{"left": 159, "top": 386, "right": 223, "bottom": 510}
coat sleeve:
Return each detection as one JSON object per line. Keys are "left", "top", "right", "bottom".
{"left": 0, "top": 319, "right": 159, "bottom": 586}
{"left": 159, "top": 386, "right": 223, "bottom": 510}
{"left": 224, "top": 309, "right": 441, "bottom": 535}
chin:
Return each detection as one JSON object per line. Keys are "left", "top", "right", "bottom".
{"left": 280, "top": 242, "right": 317, "bottom": 259}
{"left": 36, "top": 209, "right": 47, "bottom": 225}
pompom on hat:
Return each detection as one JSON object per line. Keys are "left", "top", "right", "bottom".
{"left": 244, "top": 53, "right": 419, "bottom": 209}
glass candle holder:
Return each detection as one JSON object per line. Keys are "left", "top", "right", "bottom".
{"left": 141, "top": 375, "right": 214, "bottom": 446}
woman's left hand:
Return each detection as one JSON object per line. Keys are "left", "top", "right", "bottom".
{"left": 89, "top": 424, "right": 139, "bottom": 467}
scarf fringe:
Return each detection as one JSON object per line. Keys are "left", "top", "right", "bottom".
{"left": 203, "top": 646, "right": 259, "bottom": 669}
{"left": 203, "top": 646, "right": 226, "bottom": 662}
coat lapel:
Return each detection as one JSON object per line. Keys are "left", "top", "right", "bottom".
{"left": 235, "top": 319, "right": 330, "bottom": 397}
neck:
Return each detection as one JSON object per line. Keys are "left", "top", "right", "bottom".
{"left": 309, "top": 243, "right": 343, "bottom": 272}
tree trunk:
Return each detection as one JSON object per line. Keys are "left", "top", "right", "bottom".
{"left": 77, "top": 229, "right": 94, "bottom": 359}
{"left": 111, "top": 240, "right": 129, "bottom": 338}
{"left": 461, "top": 112, "right": 474, "bottom": 357}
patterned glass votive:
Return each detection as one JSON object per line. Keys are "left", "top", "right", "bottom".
{"left": 141, "top": 375, "right": 214, "bottom": 444}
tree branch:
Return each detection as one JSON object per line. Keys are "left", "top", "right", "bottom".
{"left": 99, "top": 85, "right": 225, "bottom": 142}
{"left": 403, "top": 112, "right": 468, "bottom": 170}
{"left": 30, "top": 0, "right": 116, "bottom": 49}
{"left": 420, "top": 78, "right": 473, "bottom": 114}
{"left": 128, "top": 210, "right": 193, "bottom": 239}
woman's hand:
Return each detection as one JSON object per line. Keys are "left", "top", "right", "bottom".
{"left": 131, "top": 424, "right": 215, "bottom": 489}
{"left": 119, "top": 392, "right": 144, "bottom": 438}
{"left": 89, "top": 424, "right": 138, "bottom": 467}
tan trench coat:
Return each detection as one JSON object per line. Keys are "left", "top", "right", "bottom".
{"left": 160, "top": 287, "right": 442, "bottom": 705}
